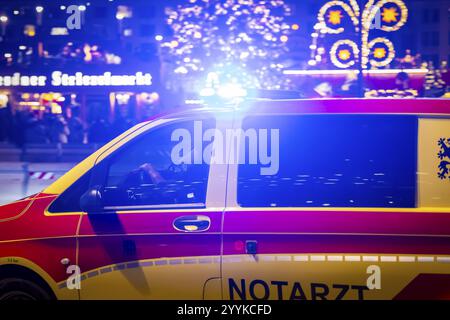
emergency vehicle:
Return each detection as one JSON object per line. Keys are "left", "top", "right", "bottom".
{"left": 0, "top": 98, "right": 449, "bottom": 300}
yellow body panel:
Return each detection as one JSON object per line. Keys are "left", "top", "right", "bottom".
{"left": 222, "top": 254, "right": 450, "bottom": 300}
{"left": 72, "top": 256, "right": 220, "bottom": 300}
{"left": 418, "top": 119, "right": 450, "bottom": 208}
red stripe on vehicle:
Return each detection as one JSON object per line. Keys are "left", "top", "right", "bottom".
{"left": 394, "top": 274, "right": 450, "bottom": 300}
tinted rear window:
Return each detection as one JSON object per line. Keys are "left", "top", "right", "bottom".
{"left": 237, "top": 115, "right": 417, "bottom": 208}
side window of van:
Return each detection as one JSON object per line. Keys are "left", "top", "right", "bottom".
{"left": 102, "top": 119, "right": 215, "bottom": 209}
{"left": 237, "top": 115, "right": 417, "bottom": 208}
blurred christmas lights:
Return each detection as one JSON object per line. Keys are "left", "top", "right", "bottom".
{"left": 161, "top": 0, "right": 293, "bottom": 91}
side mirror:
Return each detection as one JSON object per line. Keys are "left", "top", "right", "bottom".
{"left": 80, "top": 185, "right": 104, "bottom": 212}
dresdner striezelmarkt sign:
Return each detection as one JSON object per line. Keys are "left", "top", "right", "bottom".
{"left": 0, "top": 71, "right": 153, "bottom": 88}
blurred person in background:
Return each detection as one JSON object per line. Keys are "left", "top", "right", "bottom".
{"left": 0, "top": 101, "right": 12, "bottom": 143}
{"left": 88, "top": 117, "right": 111, "bottom": 144}
{"left": 68, "top": 108, "right": 84, "bottom": 144}
{"left": 24, "top": 111, "right": 48, "bottom": 144}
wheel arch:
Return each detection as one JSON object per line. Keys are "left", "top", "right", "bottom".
{"left": 0, "top": 263, "right": 56, "bottom": 299}
{"left": 0, "top": 257, "right": 59, "bottom": 299}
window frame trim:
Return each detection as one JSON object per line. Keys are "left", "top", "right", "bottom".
{"left": 89, "top": 115, "right": 221, "bottom": 212}
{"left": 102, "top": 203, "right": 206, "bottom": 212}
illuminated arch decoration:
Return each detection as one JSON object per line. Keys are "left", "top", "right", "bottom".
{"left": 330, "top": 40, "right": 360, "bottom": 68}
{"left": 368, "top": 37, "right": 395, "bottom": 67}
{"left": 317, "top": 0, "right": 360, "bottom": 34}
{"left": 310, "top": 0, "right": 408, "bottom": 69}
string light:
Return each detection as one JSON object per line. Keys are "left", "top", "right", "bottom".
{"left": 317, "top": 0, "right": 360, "bottom": 34}
{"left": 330, "top": 40, "right": 360, "bottom": 68}
{"left": 368, "top": 37, "right": 395, "bottom": 67}
{"left": 360, "top": 0, "right": 407, "bottom": 68}
{"left": 310, "top": 0, "right": 408, "bottom": 69}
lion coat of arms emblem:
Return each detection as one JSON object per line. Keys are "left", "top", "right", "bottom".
{"left": 437, "top": 138, "right": 450, "bottom": 180}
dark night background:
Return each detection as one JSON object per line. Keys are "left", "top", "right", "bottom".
{"left": 0, "top": 0, "right": 447, "bottom": 160}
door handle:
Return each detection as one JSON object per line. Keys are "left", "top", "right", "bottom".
{"left": 173, "top": 215, "right": 211, "bottom": 232}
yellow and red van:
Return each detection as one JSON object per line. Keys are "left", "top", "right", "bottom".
{"left": 0, "top": 98, "right": 449, "bottom": 300}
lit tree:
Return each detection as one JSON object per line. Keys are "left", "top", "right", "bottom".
{"left": 161, "top": 0, "right": 292, "bottom": 92}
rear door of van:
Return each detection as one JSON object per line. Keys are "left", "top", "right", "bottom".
{"left": 222, "top": 113, "right": 450, "bottom": 300}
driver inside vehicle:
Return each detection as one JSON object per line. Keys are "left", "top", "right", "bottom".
{"left": 100, "top": 120, "right": 213, "bottom": 208}
{"left": 120, "top": 163, "right": 166, "bottom": 188}
{"left": 103, "top": 143, "right": 204, "bottom": 207}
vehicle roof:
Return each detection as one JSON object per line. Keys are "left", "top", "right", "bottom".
{"left": 241, "top": 98, "right": 450, "bottom": 115}
{"left": 149, "top": 98, "right": 450, "bottom": 121}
